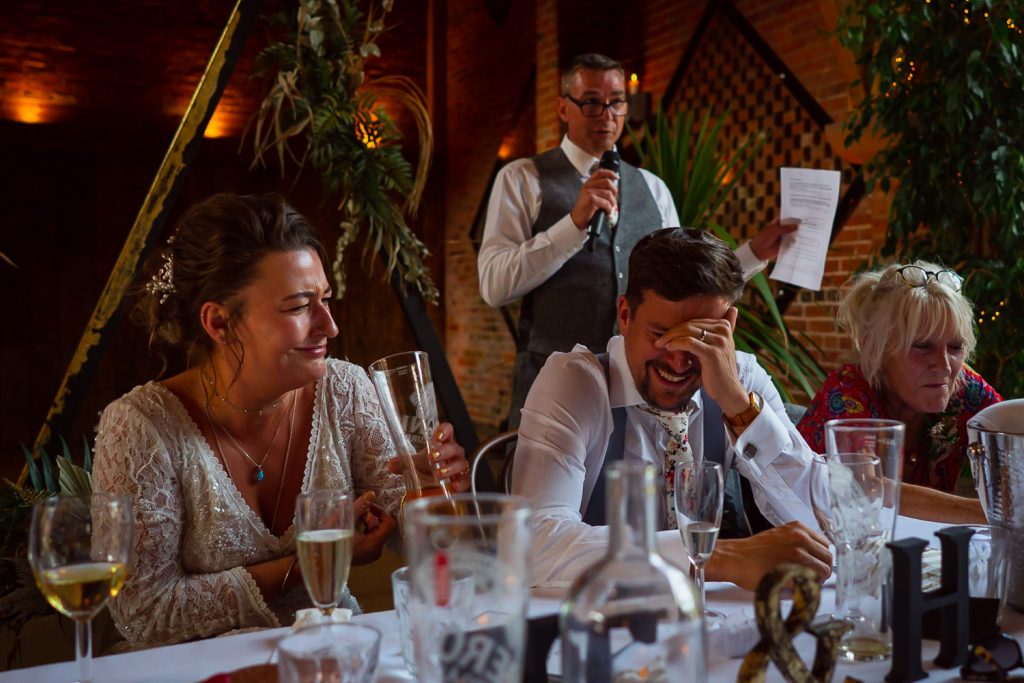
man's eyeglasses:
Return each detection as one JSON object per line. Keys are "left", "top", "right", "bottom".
{"left": 562, "top": 94, "right": 629, "bottom": 118}
{"left": 961, "top": 633, "right": 1024, "bottom": 681}
{"left": 896, "top": 265, "right": 964, "bottom": 292}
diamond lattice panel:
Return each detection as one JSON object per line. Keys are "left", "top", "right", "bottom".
{"left": 666, "top": 10, "right": 856, "bottom": 241}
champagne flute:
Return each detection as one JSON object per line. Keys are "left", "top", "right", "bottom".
{"left": 808, "top": 455, "right": 835, "bottom": 545}
{"left": 674, "top": 460, "right": 724, "bottom": 619}
{"left": 29, "top": 493, "right": 132, "bottom": 683}
{"left": 295, "top": 490, "right": 354, "bottom": 620}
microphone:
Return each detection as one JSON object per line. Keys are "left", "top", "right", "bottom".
{"left": 586, "top": 150, "right": 621, "bottom": 252}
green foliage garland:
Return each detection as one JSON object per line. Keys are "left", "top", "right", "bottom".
{"left": 250, "top": 0, "right": 438, "bottom": 303}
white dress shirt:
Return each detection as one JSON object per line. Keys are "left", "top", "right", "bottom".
{"left": 478, "top": 135, "right": 766, "bottom": 308}
{"left": 511, "top": 335, "right": 820, "bottom": 588}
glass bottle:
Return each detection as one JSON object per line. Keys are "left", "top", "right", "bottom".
{"left": 561, "top": 461, "right": 705, "bottom": 682}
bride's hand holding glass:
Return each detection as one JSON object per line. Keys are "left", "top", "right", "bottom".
{"left": 385, "top": 422, "right": 470, "bottom": 494}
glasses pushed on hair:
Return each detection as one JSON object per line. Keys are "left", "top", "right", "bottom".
{"left": 562, "top": 94, "right": 629, "bottom": 118}
{"left": 896, "top": 265, "right": 964, "bottom": 292}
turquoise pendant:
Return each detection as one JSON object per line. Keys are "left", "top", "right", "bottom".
{"left": 254, "top": 467, "right": 265, "bottom": 483}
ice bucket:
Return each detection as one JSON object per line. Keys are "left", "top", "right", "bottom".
{"left": 968, "top": 399, "right": 1024, "bottom": 610}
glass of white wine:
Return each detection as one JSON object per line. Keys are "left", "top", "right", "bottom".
{"left": 295, "top": 489, "right": 354, "bottom": 620}
{"left": 674, "top": 460, "right": 724, "bottom": 619}
{"left": 29, "top": 493, "right": 132, "bottom": 683}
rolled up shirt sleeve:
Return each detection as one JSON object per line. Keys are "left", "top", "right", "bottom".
{"left": 511, "top": 351, "right": 610, "bottom": 587}
{"left": 477, "top": 160, "right": 587, "bottom": 308}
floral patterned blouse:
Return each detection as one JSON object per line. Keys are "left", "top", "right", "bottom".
{"left": 797, "top": 364, "right": 1002, "bottom": 495}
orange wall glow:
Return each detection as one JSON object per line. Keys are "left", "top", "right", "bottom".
{"left": 203, "top": 106, "right": 234, "bottom": 138}
{"left": 9, "top": 98, "right": 49, "bottom": 123}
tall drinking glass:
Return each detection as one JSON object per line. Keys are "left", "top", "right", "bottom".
{"left": 674, "top": 460, "right": 724, "bottom": 619}
{"left": 294, "top": 490, "right": 354, "bottom": 619}
{"left": 404, "top": 494, "right": 531, "bottom": 683}
{"left": 824, "top": 418, "right": 904, "bottom": 537}
{"left": 825, "top": 418, "right": 904, "bottom": 661}
{"left": 29, "top": 493, "right": 132, "bottom": 683}
{"left": 824, "top": 453, "right": 890, "bottom": 662}
{"left": 369, "top": 351, "right": 452, "bottom": 504}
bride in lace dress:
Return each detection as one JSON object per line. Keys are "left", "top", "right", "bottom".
{"left": 92, "top": 193, "right": 469, "bottom": 649}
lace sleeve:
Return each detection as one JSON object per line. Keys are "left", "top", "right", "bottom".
{"left": 92, "top": 394, "right": 276, "bottom": 648}
{"left": 339, "top": 366, "right": 405, "bottom": 518}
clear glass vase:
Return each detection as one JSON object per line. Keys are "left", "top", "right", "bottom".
{"left": 560, "top": 461, "right": 705, "bottom": 682}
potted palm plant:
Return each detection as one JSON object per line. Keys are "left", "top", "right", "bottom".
{"left": 630, "top": 109, "right": 825, "bottom": 401}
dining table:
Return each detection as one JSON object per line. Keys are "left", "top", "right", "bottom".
{"left": 3, "top": 516, "right": 1020, "bottom": 682}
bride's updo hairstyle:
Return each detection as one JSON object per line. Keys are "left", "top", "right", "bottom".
{"left": 136, "top": 193, "right": 327, "bottom": 365}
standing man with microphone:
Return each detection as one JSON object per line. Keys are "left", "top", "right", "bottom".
{"left": 479, "top": 53, "right": 793, "bottom": 429}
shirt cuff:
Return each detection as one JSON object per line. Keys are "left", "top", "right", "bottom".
{"left": 729, "top": 400, "right": 791, "bottom": 471}
{"left": 736, "top": 241, "right": 768, "bottom": 279}
{"left": 546, "top": 214, "right": 589, "bottom": 257}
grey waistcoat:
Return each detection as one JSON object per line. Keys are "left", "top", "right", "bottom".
{"left": 507, "top": 147, "right": 663, "bottom": 429}
{"left": 518, "top": 147, "right": 663, "bottom": 356}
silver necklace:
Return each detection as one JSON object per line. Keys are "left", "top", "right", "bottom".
{"left": 270, "top": 396, "right": 297, "bottom": 534}
{"left": 206, "top": 390, "right": 293, "bottom": 483}
{"left": 202, "top": 366, "right": 285, "bottom": 417}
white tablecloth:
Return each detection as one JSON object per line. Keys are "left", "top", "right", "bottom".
{"left": 4, "top": 517, "right": 1020, "bottom": 682}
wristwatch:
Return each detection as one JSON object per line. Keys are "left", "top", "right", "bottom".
{"left": 725, "top": 392, "right": 761, "bottom": 427}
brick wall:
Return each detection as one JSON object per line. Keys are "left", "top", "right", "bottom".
{"left": 443, "top": 0, "right": 536, "bottom": 434}
{"left": 0, "top": 0, "right": 893, "bottom": 460}
{"left": 534, "top": 0, "right": 562, "bottom": 153}
{"left": 445, "top": 0, "right": 893, "bottom": 433}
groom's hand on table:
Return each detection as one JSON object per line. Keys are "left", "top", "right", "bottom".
{"left": 705, "top": 521, "right": 832, "bottom": 591}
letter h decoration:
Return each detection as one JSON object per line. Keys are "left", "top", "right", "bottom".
{"left": 886, "top": 526, "right": 973, "bottom": 682}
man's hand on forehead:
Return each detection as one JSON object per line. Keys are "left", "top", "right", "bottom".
{"left": 654, "top": 306, "right": 738, "bottom": 351}
{"left": 655, "top": 306, "right": 747, "bottom": 412}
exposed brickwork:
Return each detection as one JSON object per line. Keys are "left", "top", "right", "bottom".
{"left": 534, "top": 0, "right": 562, "bottom": 152}
{"left": 0, "top": 0, "right": 895, "bottom": 466}
{"left": 443, "top": 0, "right": 536, "bottom": 435}
{"left": 447, "top": 0, "right": 892, "bottom": 423}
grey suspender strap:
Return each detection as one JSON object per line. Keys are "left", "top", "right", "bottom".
{"left": 699, "top": 388, "right": 725, "bottom": 465}
{"left": 582, "top": 352, "right": 627, "bottom": 526}
{"left": 700, "top": 388, "right": 747, "bottom": 536}
{"left": 700, "top": 388, "right": 773, "bottom": 537}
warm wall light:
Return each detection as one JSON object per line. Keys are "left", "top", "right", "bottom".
{"left": 497, "top": 142, "right": 512, "bottom": 159}
{"left": 628, "top": 73, "right": 640, "bottom": 95}
{"left": 356, "top": 111, "right": 381, "bottom": 148}
{"left": 203, "top": 106, "right": 233, "bottom": 138}
{"left": 9, "top": 97, "right": 49, "bottom": 124}
{"left": 3, "top": 76, "right": 71, "bottom": 123}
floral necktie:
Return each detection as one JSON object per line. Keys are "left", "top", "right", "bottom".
{"left": 638, "top": 405, "right": 694, "bottom": 530}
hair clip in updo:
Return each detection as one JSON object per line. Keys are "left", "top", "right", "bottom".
{"left": 146, "top": 236, "right": 177, "bottom": 304}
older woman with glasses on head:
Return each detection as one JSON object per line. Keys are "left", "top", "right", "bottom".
{"left": 797, "top": 261, "right": 1002, "bottom": 523}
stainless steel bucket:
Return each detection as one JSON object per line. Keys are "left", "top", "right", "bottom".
{"left": 968, "top": 399, "right": 1024, "bottom": 610}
